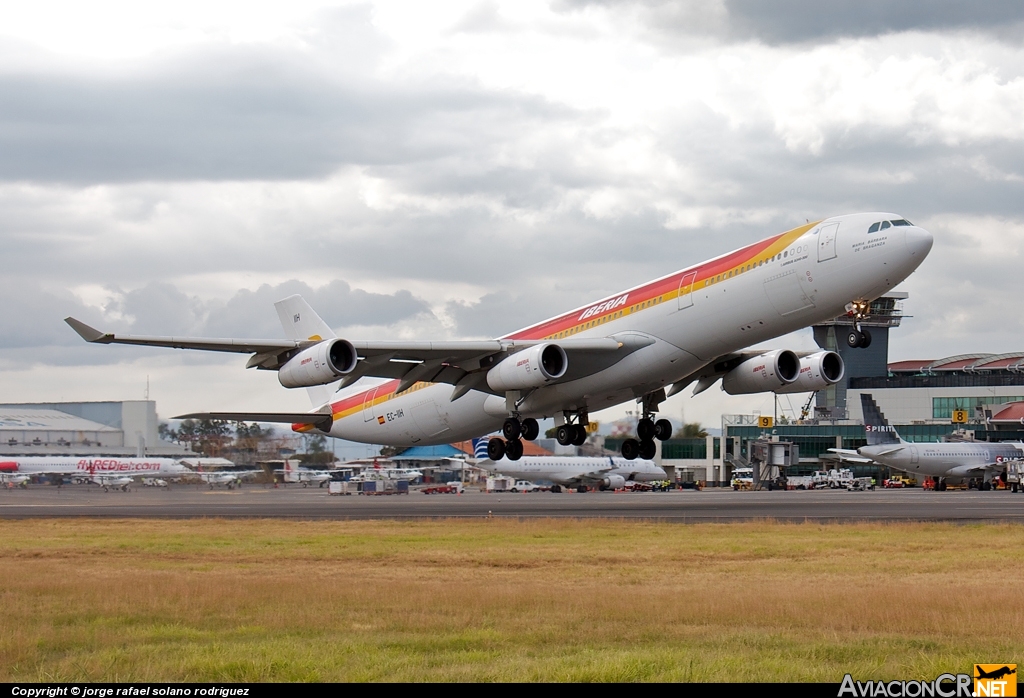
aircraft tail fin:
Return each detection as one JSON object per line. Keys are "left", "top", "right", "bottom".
{"left": 274, "top": 295, "right": 339, "bottom": 408}
{"left": 861, "top": 393, "right": 902, "bottom": 445}
{"left": 282, "top": 459, "right": 299, "bottom": 483}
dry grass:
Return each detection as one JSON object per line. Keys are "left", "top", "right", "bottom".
{"left": 0, "top": 518, "right": 1021, "bottom": 682}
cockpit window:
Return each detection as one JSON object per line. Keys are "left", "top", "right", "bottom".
{"left": 880, "top": 221, "right": 891, "bottom": 230}
{"left": 890, "top": 219, "right": 912, "bottom": 226}
{"left": 868, "top": 222, "right": 880, "bottom": 233}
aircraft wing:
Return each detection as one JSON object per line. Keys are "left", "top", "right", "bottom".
{"left": 67, "top": 316, "right": 645, "bottom": 395}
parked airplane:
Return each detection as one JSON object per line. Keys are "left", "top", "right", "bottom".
{"left": 0, "top": 456, "right": 191, "bottom": 479}
{"left": 482, "top": 455, "right": 667, "bottom": 492}
{"left": 280, "top": 460, "right": 333, "bottom": 487}
{"left": 0, "top": 472, "right": 31, "bottom": 488}
{"left": 830, "top": 394, "right": 1024, "bottom": 490}
{"left": 67, "top": 213, "right": 932, "bottom": 462}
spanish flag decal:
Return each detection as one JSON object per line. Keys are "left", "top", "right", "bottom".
{"left": 377, "top": 416, "right": 385, "bottom": 425}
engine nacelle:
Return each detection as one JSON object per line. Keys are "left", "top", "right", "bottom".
{"left": 721, "top": 349, "right": 799, "bottom": 395}
{"left": 486, "top": 343, "right": 568, "bottom": 392}
{"left": 775, "top": 351, "right": 845, "bottom": 394}
{"left": 278, "top": 339, "right": 358, "bottom": 388}
{"left": 601, "top": 474, "right": 626, "bottom": 491}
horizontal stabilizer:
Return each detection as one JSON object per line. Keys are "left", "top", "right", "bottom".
{"left": 174, "top": 411, "right": 334, "bottom": 431}
{"left": 827, "top": 448, "right": 873, "bottom": 463}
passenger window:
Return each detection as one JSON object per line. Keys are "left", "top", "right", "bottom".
{"left": 868, "top": 222, "right": 880, "bottom": 233}
{"left": 880, "top": 221, "right": 891, "bottom": 230}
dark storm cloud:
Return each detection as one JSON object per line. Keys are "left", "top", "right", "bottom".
{"left": 203, "top": 280, "right": 432, "bottom": 337}
{"left": 558, "top": 0, "right": 1024, "bottom": 43}
{"left": 0, "top": 278, "right": 432, "bottom": 365}
{"left": 0, "top": 47, "right": 570, "bottom": 184}
{"left": 725, "top": 0, "right": 1024, "bottom": 44}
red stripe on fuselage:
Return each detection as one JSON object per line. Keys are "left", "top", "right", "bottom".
{"left": 295, "top": 222, "right": 817, "bottom": 432}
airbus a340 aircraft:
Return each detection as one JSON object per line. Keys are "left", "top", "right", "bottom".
{"left": 67, "top": 213, "right": 932, "bottom": 461}
{"left": 831, "top": 394, "right": 1024, "bottom": 490}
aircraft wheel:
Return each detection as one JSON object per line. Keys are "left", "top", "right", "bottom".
{"left": 859, "top": 328, "right": 872, "bottom": 348}
{"left": 487, "top": 437, "right": 506, "bottom": 461}
{"left": 621, "top": 438, "right": 640, "bottom": 460}
{"left": 571, "top": 424, "right": 587, "bottom": 446}
{"left": 502, "top": 418, "right": 522, "bottom": 441}
{"left": 577, "top": 486, "right": 588, "bottom": 493}
{"left": 637, "top": 418, "right": 655, "bottom": 440}
{"left": 551, "top": 485, "right": 561, "bottom": 493}
{"left": 520, "top": 418, "right": 540, "bottom": 441}
{"left": 103, "top": 486, "right": 108, "bottom": 492}
{"left": 556, "top": 425, "right": 573, "bottom": 446}
{"left": 505, "top": 438, "right": 524, "bottom": 461}
{"left": 638, "top": 438, "right": 657, "bottom": 460}
{"left": 654, "top": 419, "right": 673, "bottom": 441}
{"left": 302, "top": 482, "right": 308, "bottom": 488}
{"left": 846, "top": 330, "right": 863, "bottom": 348}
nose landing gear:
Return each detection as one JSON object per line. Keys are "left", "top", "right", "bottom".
{"left": 845, "top": 301, "right": 873, "bottom": 348}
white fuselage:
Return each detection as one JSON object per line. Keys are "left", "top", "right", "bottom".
{"left": 860, "top": 441, "right": 1024, "bottom": 480}
{"left": 320, "top": 213, "right": 932, "bottom": 446}
{"left": 484, "top": 456, "right": 667, "bottom": 486}
{"left": 0, "top": 456, "right": 191, "bottom": 478}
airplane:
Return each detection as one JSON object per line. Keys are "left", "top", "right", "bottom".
{"left": 829, "top": 394, "right": 1024, "bottom": 491}
{"left": 280, "top": 460, "right": 333, "bottom": 487}
{"left": 66, "top": 213, "right": 933, "bottom": 462}
{"left": 0, "top": 472, "right": 31, "bottom": 488}
{"left": 481, "top": 455, "right": 668, "bottom": 492}
{"left": 0, "top": 456, "right": 192, "bottom": 479}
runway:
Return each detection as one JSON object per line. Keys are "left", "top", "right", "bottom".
{"left": 1, "top": 483, "right": 1023, "bottom": 520}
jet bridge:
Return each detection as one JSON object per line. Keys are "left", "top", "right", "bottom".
{"left": 749, "top": 440, "right": 799, "bottom": 490}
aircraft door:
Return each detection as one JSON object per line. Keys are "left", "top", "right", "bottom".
{"left": 910, "top": 446, "right": 919, "bottom": 465}
{"left": 362, "top": 386, "right": 380, "bottom": 422}
{"left": 677, "top": 271, "right": 697, "bottom": 310}
{"left": 817, "top": 222, "right": 839, "bottom": 262}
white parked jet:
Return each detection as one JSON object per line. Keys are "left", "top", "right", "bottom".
{"left": 67, "top": 213, "right": 932, "bottom": 462}
{"left": 0, "top": 456, "right": 191, "bottom": 479}
{"left": 831, "top": 394, "right": 1024, "bottom": 490}
{"left": 482, "top": 455, "right": 667, "bottom": 492}
{"left": 280, "top": 460, "right": 333, "bottom": 487}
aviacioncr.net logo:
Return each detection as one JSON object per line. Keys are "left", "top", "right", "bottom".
{"left": 839, "top": 673, "right": 973, "bottom": 697}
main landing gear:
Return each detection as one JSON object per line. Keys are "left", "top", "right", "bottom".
{"left": 620, "top": 392, "right": 672, "bottom": 460}
{"left": 487, "top": 416, "right": 540, "bottom": 462}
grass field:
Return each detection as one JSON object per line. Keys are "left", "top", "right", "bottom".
{"left": 0, "top": 518, "right": 1021, "bottom": 682}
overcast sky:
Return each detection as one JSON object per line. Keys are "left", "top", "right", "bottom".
{"left": 3, "top": 0, "right": 1023, "bottom": 445}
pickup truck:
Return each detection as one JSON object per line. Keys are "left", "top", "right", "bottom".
{"left": 510, "top": 480, "right": 541, "bottom": 493}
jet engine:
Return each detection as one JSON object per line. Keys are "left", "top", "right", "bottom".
{"left": 775, "top": 351, "right": 844, "bottom": 394}
{"left": 600, "top": 474, "right": 626, "bottom": 491}
{"left": 721, "top": 349, "right": 799, "bottom": 395}
{"left": 278, "top": 339, "right": 358, "bottom": 388}
{"left": 486, "top": 343, "right": 568, "bottom": 392}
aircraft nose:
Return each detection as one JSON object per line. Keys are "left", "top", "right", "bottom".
{"left": 905, "top": 226, "right": 933, "bottom": 259}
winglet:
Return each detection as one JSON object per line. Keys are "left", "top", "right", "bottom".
{"left": 64, "top": 317, "right": 110, "bottom": 343}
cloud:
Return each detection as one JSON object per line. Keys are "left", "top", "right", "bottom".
{"left": 558, "top": 1, "right": 1024, "bottom": 45}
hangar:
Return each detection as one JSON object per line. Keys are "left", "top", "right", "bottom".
{"left": 0, "top": 401, "right": 191, "bottom": 457}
